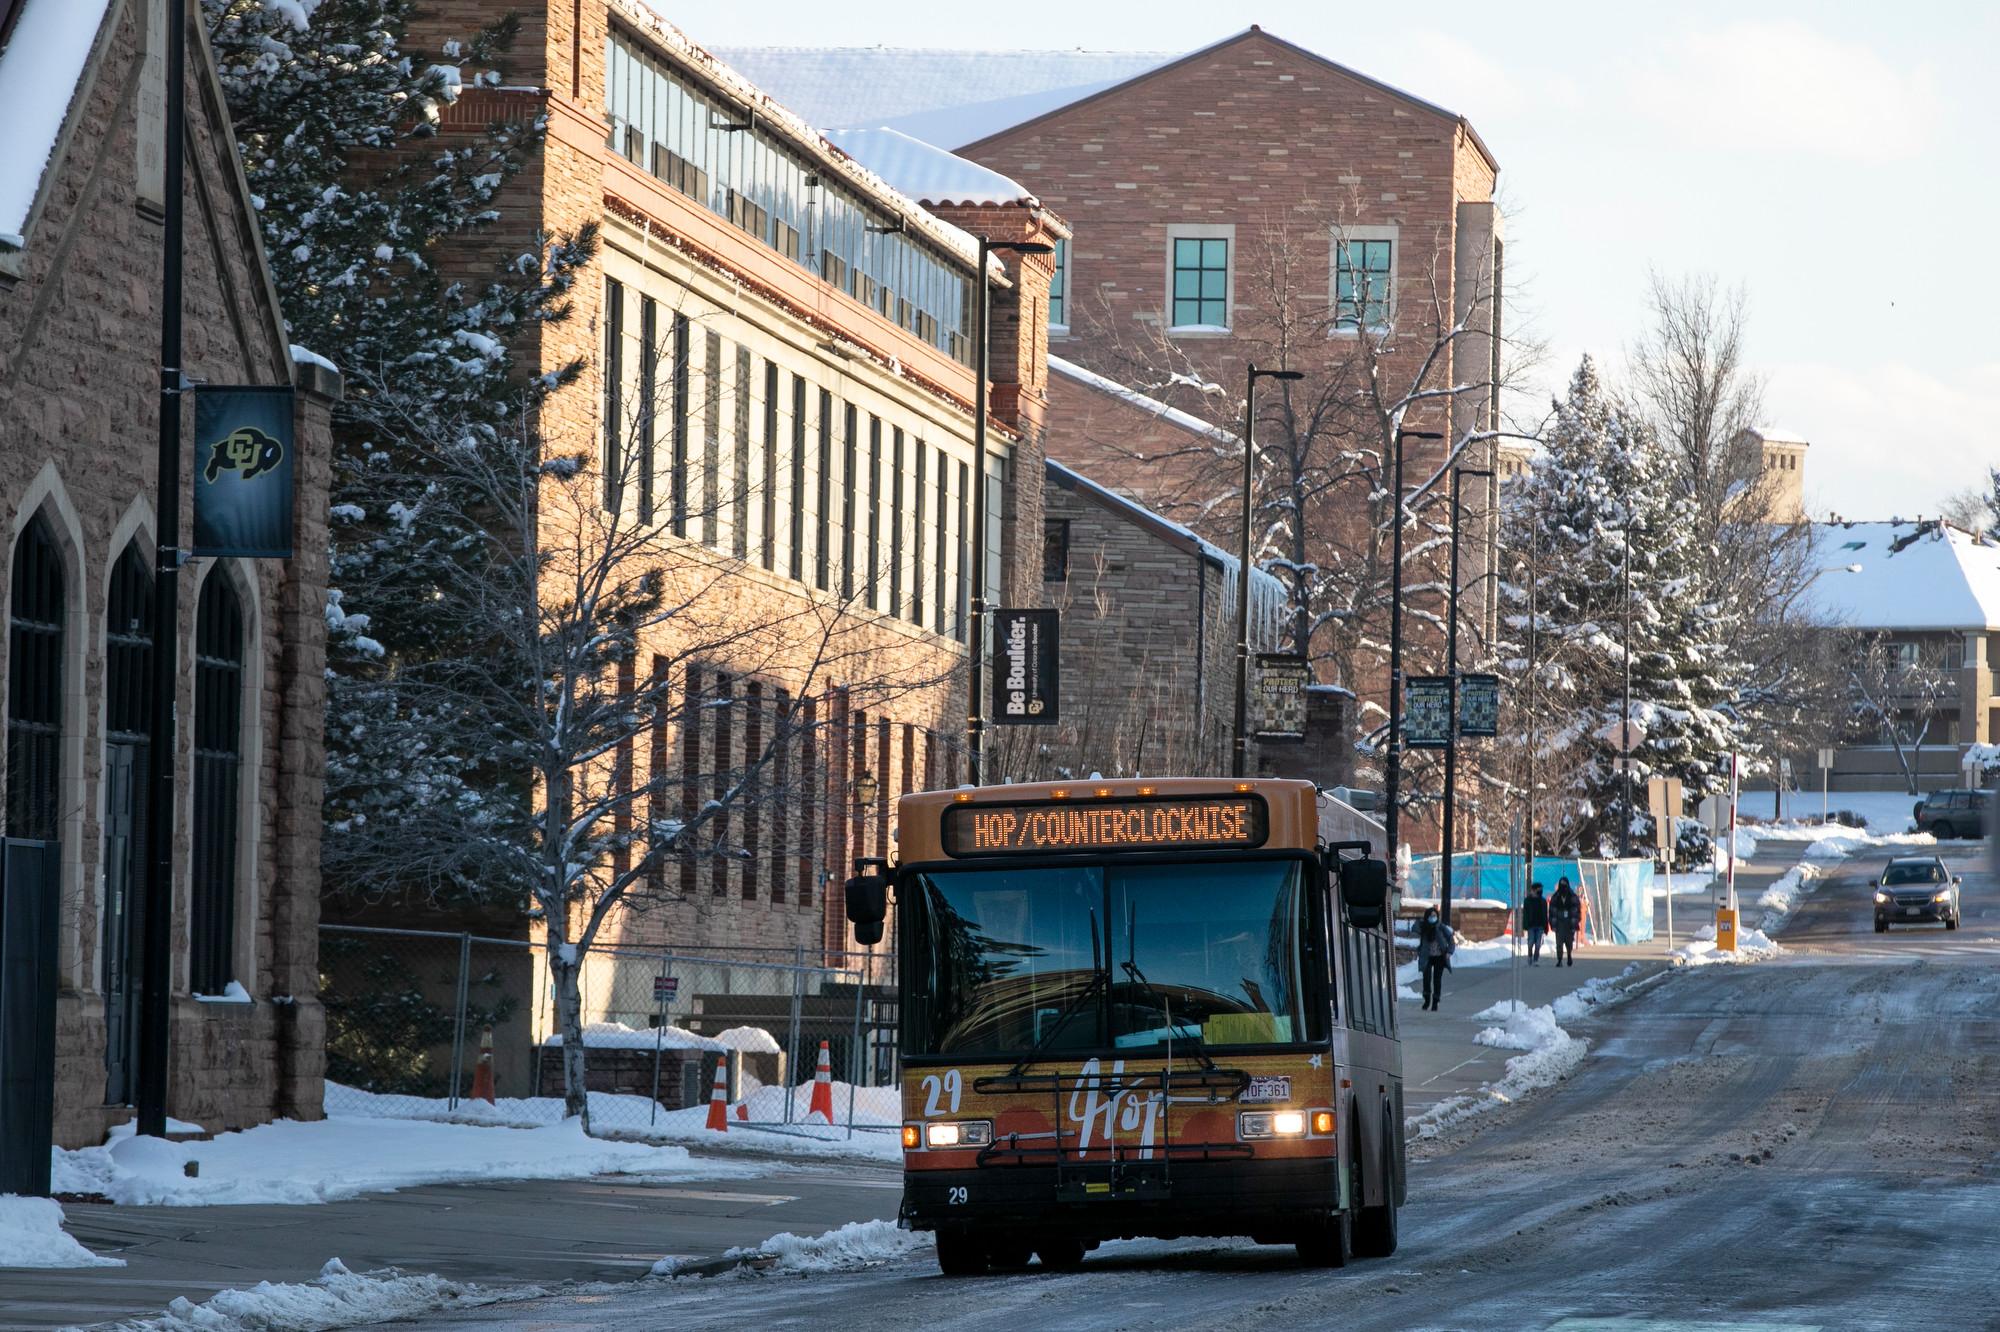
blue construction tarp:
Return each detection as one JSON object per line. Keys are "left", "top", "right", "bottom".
{"left": 1406, "top": 853, "right": 1655, "bottom": 945}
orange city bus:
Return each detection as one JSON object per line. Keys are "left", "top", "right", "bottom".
{"left": 841, "top": 776, "right": 1405, "bottom": 1276}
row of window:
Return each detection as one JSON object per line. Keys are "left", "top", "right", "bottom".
{"left": 1045, "top": 230, "right": 1397, "bottom": 335}
{"left": 6, "top": 515, "right": 245, "bottom": 1103}
{"left": 605, "top": 30, "right": 974, "bottom": 364}
{"left": 603, "top": 279, "right": 999, "bottom": 640}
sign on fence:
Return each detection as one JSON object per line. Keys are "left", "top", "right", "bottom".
{"left": 653, "top": 975, "right": 679, "bottom": 1004}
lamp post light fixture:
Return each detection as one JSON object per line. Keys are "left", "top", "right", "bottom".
{"left": 854, "top": 770, "right": 880, "bottom": 809}
{"left": 1382, "top": 427, "right": 1444, "bottom": 875}
{"left": 1232, "top": 364, "right": 1305, "bottom": 777}
{"left": 967, "top": 235, "right": 1054, "bottom": 788}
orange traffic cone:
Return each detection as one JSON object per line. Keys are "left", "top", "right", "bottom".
{"left": 704, "top": 1061, "right": 730, "bottom": 1132}
{"left": 807, "top": 1041, "right": 834, "bottom": 1123}
{"left": 469, "top": 1026, "right": 496, "bottom": 1104}
{"left": 734, "top": 1099, "right": 749, "bottom": 1122}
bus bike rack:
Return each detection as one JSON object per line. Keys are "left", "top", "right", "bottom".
{"left": 970, "top": 1065, "right": 1254, "bottom": 1200}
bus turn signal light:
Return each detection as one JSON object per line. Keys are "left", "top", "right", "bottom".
{"left": 902, "top": 1125, "right": 920, "bottom": 1149}
{"left": 1312, "top": 1110, "right": 1335, "bottom": 1135}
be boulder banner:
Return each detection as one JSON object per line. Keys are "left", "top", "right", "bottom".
{"left": 1254, "top": 653, "right": 1311, "bottom": 741}
{"left": 193, "top": 386, "right": 296, "bottom": 558}
{"left": 992, "top": 608, "right": 1059, "bottom": 725}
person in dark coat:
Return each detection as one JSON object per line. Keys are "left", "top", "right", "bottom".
{"left": 1416, "top": 907, "right": 1456, "bottom": 1011}
{"left": 1549, "top": 877, "right": 1582, "bottom": 967}
{"left": 1521, "top": 882, "right": 1549, "bottom": 965}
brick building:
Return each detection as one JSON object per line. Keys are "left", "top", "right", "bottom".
{"left": 382, "top": 2, "right": 1062, "bottom": 1016}
{"left": 1, "top": 0, "right": 336, "bottom": 1146}
{"left": 730, "top": 28, "right": 1509, "bottom": 847}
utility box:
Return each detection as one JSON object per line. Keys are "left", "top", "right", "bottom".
{"left": 1714, "top": 907, "right": 1739, "bottom": 952}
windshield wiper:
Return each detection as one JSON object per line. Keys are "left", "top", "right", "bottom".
{"left": 1003, "top": 909, "right": 1103, "bottom": 1080}
{"left": 1120, "top": 901, "right": 1216, "bottom": 1071}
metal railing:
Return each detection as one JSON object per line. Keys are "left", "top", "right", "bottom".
{"left": 319, "top": 924, "right": 899, "bottom": 1138}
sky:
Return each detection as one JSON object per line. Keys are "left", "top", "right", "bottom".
{"left": 672, "top": 0, "right": 1999, "bottom": 522}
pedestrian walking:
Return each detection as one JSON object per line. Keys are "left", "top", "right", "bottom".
{"left": 1550, "top": 876, "right": 1582, "bottom": 967}
{"left": 1521, "top": 881, "right": 1549, "bottom": 965}
{"left": 1417, "top": 907, "right": 1456, "bottom": 1011}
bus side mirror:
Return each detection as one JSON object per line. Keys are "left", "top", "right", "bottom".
{"left": 1337, "top": 856, "right": 1390, "bottom": 929}
{"left": 845, "top": 858, "right": 890, "bottom": 946}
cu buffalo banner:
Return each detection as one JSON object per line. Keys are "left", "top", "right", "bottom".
{"left": 193, "top": 386, "right": 295, "bottom": 558}
{"left": 991, "top": 608, "right": 1060, "bottom": 725}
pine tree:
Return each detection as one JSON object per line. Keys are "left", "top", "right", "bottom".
{"left": 1501, "top": 357, "right": 1744, "bottom": 856}
{"left": 204, "top": 0, "right": 595, "bottom": 906}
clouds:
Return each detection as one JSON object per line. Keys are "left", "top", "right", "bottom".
{"left": 1627, "top": 20, "right": 1944, "bottom": 163}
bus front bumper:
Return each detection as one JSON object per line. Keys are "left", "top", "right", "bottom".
{"left": 901, "top": 1156, "right": 1340, "bottom": 1241}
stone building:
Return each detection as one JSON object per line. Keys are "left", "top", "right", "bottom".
{"left": 385, "top": 2, "right": 1060, "bottom": 1022}
{"left": 1, "top": 0, "right": 336, "bottom": 1146}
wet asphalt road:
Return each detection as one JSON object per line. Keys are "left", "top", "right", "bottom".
{"left": 388, "top": 841, "right": 2000, "bottom": 1332}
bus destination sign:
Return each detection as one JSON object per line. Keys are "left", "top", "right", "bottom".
{"left": 941, "top": 795, "right": 1270, "bottom": 857}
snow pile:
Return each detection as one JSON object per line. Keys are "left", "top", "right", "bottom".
{"left": 1394, "top": 934, "right": 1515, "bottom": 991}
{"left": 723, "top": 1219, "right": 930, "bottom": 1274}
{"left": 712, "top": 1026, "right": 782, "bottom": 1054}
{"left": 1410, "top": 997, "right": 1589, "bottom": 1140}
{"left": 53, "top": 1116, "right": 757, "bottom": 1206}
{"left": 1550, "top": 965, "right": 1642, "bottom": 1021}
{"left": 119, "top": 1257, "right": 513, "bottom": 1331}
{"left": 543, "top": 1021, "right": 726, "bottom": 1051}
{"left": 1671, "top": 923, "right": 1784, "bottom": 968}
{"left": 0, "top": 1195, "right": 122, "bottom": 1268}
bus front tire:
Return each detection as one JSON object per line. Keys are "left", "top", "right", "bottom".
{"left": 1036, "top": 1238, "right": 1086, "bottom": 1270}
{"left": 1295, "top": 1211, "right": 1352, "bottom": 1268}
{"left": 1353, "top": 1139, "right": 1400, "bottom": 1258}
{"left": 935, "top": 1231, "right": 987, "bottom": 1277}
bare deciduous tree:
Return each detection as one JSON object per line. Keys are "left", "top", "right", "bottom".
{"left": 1848, "top": 635, "right": 1958, "bottom": 796}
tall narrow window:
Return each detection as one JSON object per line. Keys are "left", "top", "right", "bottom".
{"left": 770, "top": 685, "right": 790, "bottom": 905}
{"left": 889, "top": 428, "right": 905, "bottom": 616}
{"left": 741, "top": 680, "right": 762, "bottom": 901}
{"left": 670, "top": 313, "right": 691, "bottom": 536}
{"left": 101, "top": 543, "right": 148, "bottom": 1102}
{"left": 816, "top": 388, "right": 833, "bottom": 591}
{"left": 7, "top": 515, "right": 64, "bottom": 841}
{"left": 680, "top": 665, "right": 701, "bottom": 897}
{"left": 602, "top": 278, "right": 625, "bottom": 511}
{"left": 865, "top": 416, "right": 882, "bottom": 610}
{"left": 1171, "top": 236, "right": 1229, "bottom": 329}
{"left": 841, "top": 402, "right": 857, "bottom": 601}
{"left": 710, "top": 675, "right": 732, "bottom": 896}
{"left": 789, "top": 374, "right": 807, "bottom": 582}
{"left": 732, "top": 345, "right": 752, "bottom": 559}
{"left": 1048, "top": 237, "right": 1069, "bottom": 329}
{"left": 934, "top": 456, "right": 949, "bottom": 633}
{"left": 190, "top": 572, "right": 244, "bottom": 995}
{"left": 956, "top": 459, "right": 970, "bottom": 641}
{"left": 761, "top": 360, "right": 779, "bottom": 571}
{"left": 702, "top": 331, "right": 723, "bottom": 547}
{"left": 1335, "top": 237, "right": 1393, "bottom": 329}
{"left": 912, "top": 442, "right": 927, "bottom": 627}
{"left": 647, "top": 656, "right": 670, "bottom": 897}
{"left": 638, "top": 295, "right": 657, "bottom": 523}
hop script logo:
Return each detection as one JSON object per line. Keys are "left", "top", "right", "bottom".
{"left": 203, "top": 425, "right": 284, "bottom": 484}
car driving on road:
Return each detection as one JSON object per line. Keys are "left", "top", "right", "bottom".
{"left": 1911, "top": 789, "right": 1991, "bottom": 839}
{"left": 1872, "top": 856, "right": 1961, "bottom": 932}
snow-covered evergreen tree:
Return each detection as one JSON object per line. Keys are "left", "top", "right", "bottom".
{"left": 204, "top": 0, "right": 594, "bottom": 906}
{"left": 1500, "top": 357, "right": 1744, "bottom": 855}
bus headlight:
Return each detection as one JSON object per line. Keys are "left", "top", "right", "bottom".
{"left": 1239, "top": 1110, "right": 1309, "bottom": 1139}
{"left": 924, "top": 1120, "right": 993, "bottom": 1149}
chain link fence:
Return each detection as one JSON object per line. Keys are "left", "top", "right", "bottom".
{"left": 320, "top": 925, "right": 899, "bottom": 1140}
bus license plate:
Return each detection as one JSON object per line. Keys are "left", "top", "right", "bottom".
{"left": 1242, "top": 1076, "right": 1291, "bottom": 1104}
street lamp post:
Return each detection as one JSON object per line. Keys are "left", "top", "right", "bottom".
{"left": 966, "top": 235, "right": 1052, "bottom": 787}
{"left": 1439, "top": 467, "right": 1491, "bottom": 927}
{"left": 1233, "top": 364, "right": 1303, "bottom": 777}
{"left": 1621, "top": 529, "right": 1633, "bottom": 859}
{"left": 1383, "top": 428, "right": 1443, "bottom": 876}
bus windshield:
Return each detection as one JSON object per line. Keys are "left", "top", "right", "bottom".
{"left": 911, "top": 858, "right": 1325, "bottom": 1058}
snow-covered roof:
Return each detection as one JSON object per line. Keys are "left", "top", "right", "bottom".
{"left": 610, "top": 0, "right": 1002, "bottom": 282}
{"left": 1046, "top": 457, "right": 1288, "bottom": 624}
{"left": 823, "top": 127, "right": 1037, "bottom": 208}
{"left": 707, "top": 45, "right": 1173, "bottom": 151}
{"left": 1049, "top": 354, "right": 1239, "bottom": 450}
{"left": 1796, "top": 520, "right": 2000, "bottom": 632}
{"left": 1748, "top": 425, "right": 1811, "bottom": 446}
{"left": 0, "top": 0, "right": 111, "bottom": 240}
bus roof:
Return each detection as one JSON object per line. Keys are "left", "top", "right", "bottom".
{"left": 895, "top": 776, "right": 1322, "bottom": 864}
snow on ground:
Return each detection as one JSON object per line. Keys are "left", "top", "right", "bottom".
{"left": 330, "top": 1081, "right": 904, "bottom": 1164}
{"left": 1671, "top": 924, "right": 1784, "bottom": 967}
{"left": 1394, "top": 935, "right": 1513, "bottom": 991}
{"left": 0, "top": 1194, "right": 122, "bottom": 1268}
{"left": 713, "top": 1219, "right": 930, "bottom": 1275}
{"left": 115, "top": 1258, "right": 516, "bottom": 1331}
{"left": 53, "top": 1115, "right": 760, "bottom": 1206}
